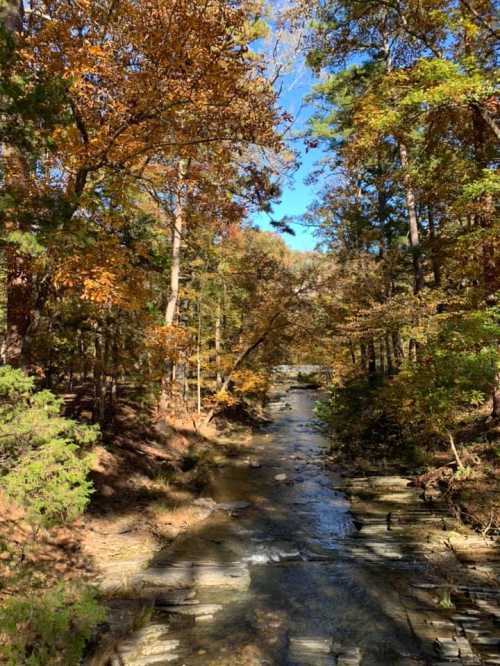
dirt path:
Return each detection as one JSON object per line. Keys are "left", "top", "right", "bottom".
{"left": 95, "top": 387, "right": 499, "bottom": 666}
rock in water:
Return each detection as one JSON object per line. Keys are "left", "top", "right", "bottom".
{"left": 160, "top": 603, "right": 222, "bottom": 617}
{"left": 289, "top": 636, "right": 333, "bottom": 654}
{"left": 216, "top": 500, "right": 251, "bottom": 511}
{"left": 136, "top": 562, "right": 251, "bottom": 590}
{"left": 274, "top": 473, "right": 287, "bottom": 482}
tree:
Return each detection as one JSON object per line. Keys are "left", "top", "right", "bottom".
{"left": 1, "top": 0, "right": 281, "bottom": 367}
{"left": 291, "top": 0, "right": 500, "bottom": 458}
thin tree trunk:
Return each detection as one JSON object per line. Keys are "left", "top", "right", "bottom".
{"left": 447, "top": 431, "right": 464, "bottom": 469}
{"left": 392, "top": 331, "right": 404, "bottom": 366}
{"left": 161, "top": 159, "right": 189, "bottom": 410}
{"left": 348, "top": 339, "right": 356, "bottom": 365}
{"left": 1, "top": 2, "right": 33, "bottom": 368}
{"left": 428, "top": 205, "right": 442, "bottom": 288}
{"left": 197, "top": 301, "right": 202, "bottom": 415}
{"left": 385, "top": 333, "right": 394, "bottom": 374}
{"left": 368, "top": 338, "right": 376, "bottom": 380}
{"left": 360, "top": 342, "right": 367, "bottom": 373}
{"left": 4, "top": 240, "right": 33, "bottom": 367}
{"left": 93, "top": 329, "right": 105, "bottom": 423}
{"left": 492, "top": 370, "right": 500, "bottom": 420}
{"left": 165, "top": 159, "right": 188, "bottom": 326}
{"left": 215, "top": 296, "right": 222, "bottom": 389}
{"left": 378, "top": 339, "right": 385, "bottom": 375}
{"left": 408, "top": 338, "right": 419, "bottom": 364}
{"left": 399, "top": 142, "right": 424, "bottom": 294}
{"left": 183, "top": 368, "right": 189, "bottom": 405}
{"left": 2, "top": 140, "right": 32, "bottom": 367}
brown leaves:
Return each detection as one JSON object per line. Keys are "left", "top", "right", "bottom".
{"left": 22, "top": 0, "right": 280, "bottom": 183}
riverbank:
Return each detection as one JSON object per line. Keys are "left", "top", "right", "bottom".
{"left": 3, "top": 380, "right": 497, "bottom": 665}
{"left": 86, "top": 384, "right": 499, "bottom": 666}
{"left": 315, "top": 388, "right": 500, "bottom": 538}
{"left": 0, "top": 403, "right": 255, "bottom": 623}
{"left": 339, "top": 474, "right": 500, "bottom": 665}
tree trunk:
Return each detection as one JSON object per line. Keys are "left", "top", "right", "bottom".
{"left": 492, "top": 370, "right": 500, "bottom": 420}
{"left": 215, "top": 296, "right": 222, "bottom": 389}
{"left": 447, "top": 431, "right": 464, "bottom": 470}
{"left": 427, "top": 205, "right": 442, "bottom": 288}
{"left": 4, "top": 241, "right": 32, "bottom": 367}
{"left": 160, "top": 159, "right": 189, "bottom": 410}
{"left": 368, "top": 338, "right": 376, "bottom": 380}
{"left": 360, "top": 342, "right": 367, "bottom": 373}
{"left": 348, "top": 339, "right": 356, "bottom": 365}
{"left": 408, "top": 338, "right": 419, "bottom": 364}
{"left": 399, "top": 142, "right": 424, "bottom": 294}
{"left": 378, "top": 339, "right": 385, "bottom": 375}
{"left": 197, "top": 301, "right": 202, "bottom": 414}
{"left": 385, "top": 333, "right": 394, "bottom": 374}
{"left": 93, "top": 329, "right": 105, "bottom": 423}
{"left": 392, "top": 331, "right": 403, "bottom": 367}
{"left": 2, "top": 125, "right": 32, "bottom": 368}
{"left": 165, "top": 159, "right": 188, "bottom": 326}
{"left": 110, "top": 327, "right": 119, "bottom": 411}
{"left": 1, "top": 3, "right": 33, "bottom": 368}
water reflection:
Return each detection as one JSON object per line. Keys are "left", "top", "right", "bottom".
{"left": 138, "top": 389, "right": 425, "bottom": 665}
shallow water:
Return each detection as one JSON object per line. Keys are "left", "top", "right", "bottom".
{"left": 146, "top": 388, "right": 425, "bottom": 665}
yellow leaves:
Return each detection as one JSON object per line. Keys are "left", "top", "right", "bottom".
{"left": 213, "top": 388, "right": 237, "bottom": 407}
{"left": 146, "top": 324, "right": 191, "bottom": 364}
{"left": 211, "top": 371, "right": 269, "bottom": 407}
{"left": 53, "top": 239, "right": 147, "bottom": 311}
{"left": 232, "top": 369, "right": 269, "bottom": 396}
{"left": 86, "top": 45, "right": 107, "bottom": 59}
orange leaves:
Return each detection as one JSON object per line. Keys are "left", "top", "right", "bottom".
{"left": 22, "top": 0, "right": 280, "bottom": 183}
{"left": 146, "top": 324, "right": 191, "bottom": 365}
{"left": 212, "top": 388, "right": 238, "bottom": 408}
{"left": 53, "top": 239, "right": 147, "bottom": 310}
{"left": 232, "top": 369, "right": 269, "bottom": 397}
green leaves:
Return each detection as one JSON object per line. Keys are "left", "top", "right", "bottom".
{"left": 461, "top": 169, "right": 500, "bottom": 202}
{"left": 0, "top": 366, "right": 98, "bottom": 527}
{"left": 0, "top": 583, "right": 105, "bottom": 666}
{"left": 0, "top": 366, "right": 34, "bottom": 399}
{"left": 3, "top": 439, "right": 94, "bottom": 527}
{"left": 5, "top": 230, "right": 45, "bottom": 256}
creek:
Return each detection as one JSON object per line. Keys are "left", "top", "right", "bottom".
{"left": 109, "top": 386, "right": 499, "bottom": 666}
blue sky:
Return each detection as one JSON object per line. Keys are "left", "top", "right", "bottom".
{"left": 252, "top": 64, "right": 322, "bottom": 252}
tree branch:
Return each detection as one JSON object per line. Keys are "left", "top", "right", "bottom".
{"left": 458, "top": 0, "right": 500, "bottom": 40}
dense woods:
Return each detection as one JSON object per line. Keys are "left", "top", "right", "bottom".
{"left": 293, "top": 0, "right": 499, "bottom": 470}
{"left": 0, "top": 0, "right": 498, "bottom": 663}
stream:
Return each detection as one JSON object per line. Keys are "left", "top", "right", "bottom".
{"left": 109, "top": 386, "right": 500, "bottom": 666}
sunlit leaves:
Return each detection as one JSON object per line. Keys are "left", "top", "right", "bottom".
{"left": 53, "top": 239, "right": 148, "bottom": 310}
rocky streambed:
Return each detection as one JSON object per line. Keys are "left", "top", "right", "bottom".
{"left": 91, "top": 387, "right": 499, "bottom": 666}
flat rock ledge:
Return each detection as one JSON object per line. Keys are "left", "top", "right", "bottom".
{"left": 288, "top": 637, "right": 364, "bottom": 665}
{"left": 133, "top": 561, "right": 251, "bottom": 591}
{"left": 110, "top": 623, "right": 179, "bottom": 666}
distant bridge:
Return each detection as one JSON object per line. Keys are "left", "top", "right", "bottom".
{"left": 273, "top": 364, "right": 331, "bottom": 381}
